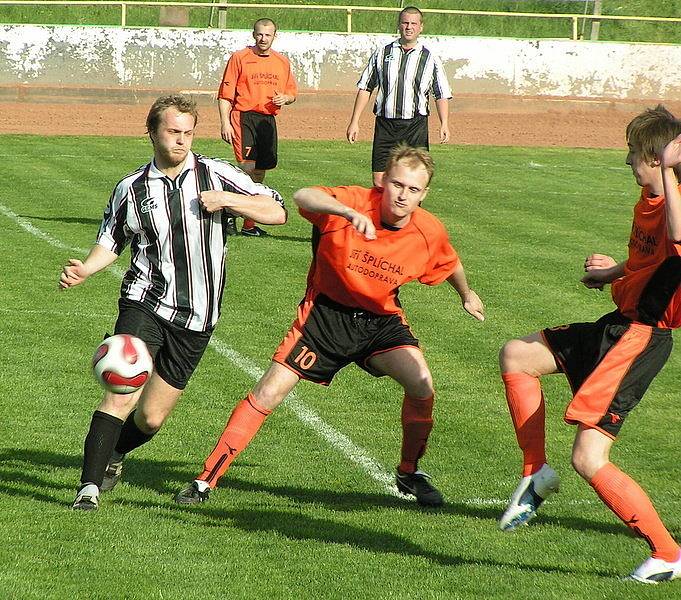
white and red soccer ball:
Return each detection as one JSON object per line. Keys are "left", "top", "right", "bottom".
{"left": 92, "top": 334, "right": 153, "bottom": 394}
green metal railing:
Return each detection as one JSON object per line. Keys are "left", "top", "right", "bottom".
{"left": 0, "top": 1, "right": 679, "bottom": 40}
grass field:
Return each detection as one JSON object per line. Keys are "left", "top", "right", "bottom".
{"left": 0, "top": 136, "right": 680, "bottom": 599}
{"left": 1, "top": 0, "right": 680, "bottom": 43}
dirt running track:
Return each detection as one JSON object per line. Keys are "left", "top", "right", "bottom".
{"left": 3, "top": 89, "right": 681, "bottom": 149}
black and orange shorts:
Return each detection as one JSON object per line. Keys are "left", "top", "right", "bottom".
{"left": 542, "top": 310, "right": 672, "bottom": 438}
{"left": 229, "top": 110, "right": 277, "bottom": 170}
{"left": 272, "top": 293, "right": 419, "bottom": 385}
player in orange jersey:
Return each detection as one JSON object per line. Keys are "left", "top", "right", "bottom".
{"left": 218, "top": 18, "right": 297, "bottom": 236}
{"left": 498, "top": 105, "right": 681, "bottom": 584}
{"left": 175, "top": 144, "right": 484, "bottom": 507}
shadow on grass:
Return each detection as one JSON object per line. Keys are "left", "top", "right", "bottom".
{"left": 0, "top": 446, "right": 625, "bottom": 580}
{"left": 20, "top": 214, "right": 102, "bottom": 226}
{"left": 231, "top": 233, "right": 310, "bottom": 244}
{"left": 0, "top": 447, "right": 634, "bottom": 542}
{"left": 150, "top": 504, "right": 616, "bottom": 579}
{"left": 0, "top": 447, "right": 195, "bottom": 500}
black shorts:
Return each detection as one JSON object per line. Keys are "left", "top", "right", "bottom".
{"left": 230, "top": 110, "right": 278, "bottom": 170}
{"left": 272, "top": 293, "right": 419, "bottom": 385}
{"left": 114, "top": 298, "right": 212, "bottom": 390}
{"left": 372, "top": 115, "right": 429, "bottom": 172}
{"left": 542, "top": 310, "right": 673, "bottom": 438}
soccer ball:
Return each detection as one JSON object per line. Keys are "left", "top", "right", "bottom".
{"left": 92, "top": 334, "right": 153, "bottom": 394}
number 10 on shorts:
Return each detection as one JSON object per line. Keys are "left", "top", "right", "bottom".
{"left": 294, "top": 345, "right": 317, "bottom": 370}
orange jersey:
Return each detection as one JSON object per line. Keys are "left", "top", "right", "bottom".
{"left": 218, "top": 47, "right": 297, "bottom": 116}
{"left": 611, "top": 186, "right": 681, "bottom": 328}
{"left": 300, "top": 185, "right": 461, "bottom": 315}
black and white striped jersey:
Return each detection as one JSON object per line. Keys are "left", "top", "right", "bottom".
{"left": 357, "top": 40, "right": 452, "bottom": 119}
{"left": 97, "top": 152, "right": 284, "bottom": 332}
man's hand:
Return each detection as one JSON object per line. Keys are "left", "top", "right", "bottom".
{"left": 582, "top": 253, "right": 617, "bottom": 290}
{"left": 439, "top": 125, "right": 450, "bottom": 144}
{"left": 584, "top": 253, "right": 616, "bottom": 272}
{"left": 59, "top": 258, "right": 89, "bottom": 290}
{"left": 221, "top": 123, "right": 234, "bottom": 145}
{"left": 272, "top": 92, "right": 291, "bottom": 107}
{"left": 661, "top": 133, "right": 681, "bottom": 169}
{"left": 345, "top": 209, "right": 376, "bottom": 240}
{"left": 200, "top": 190, "right": 230, "bottom": 214}
{"left": 346, "top": 122, "right": 359, "bottom": 144}
{"left": 461, "top": 290, "right": 484, "bottom": 321}
{"left": 581, "top": 271, "right": 610, "bottom": 290}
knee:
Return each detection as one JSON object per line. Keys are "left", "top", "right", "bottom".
{"left": 100, "top": 391, "right": 138, "bottom": 420}
{"left": 571, "top": 447, "right": 607, "bottom": 481}
{"left": 404, "top": 369, "right": 434, "bottom": 400}
{"left": 135, "top": 409, "right": 165, "bottom": 435}
{"left": 251, "top": 382, "right": 286, "bottom": 411}
{"left": 499, "top": 339, "right": 528, "bottom": 373}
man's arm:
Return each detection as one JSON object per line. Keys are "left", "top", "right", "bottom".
{"left": 446, "top": 263, "right": 484, "bottom": 321}
{"left": 660, "top": 134, "right": 681, "bottom": 242}
{"left": 274, "top": 61, "right": 298, "bottom": 107}
{"left": 218, "top": 98, "right": 234, "bottom": 145}
{"left": 346, "top": 89, "right": 372, "bottom": 144}
{"left": 199, "top": 191, "right": 287, "bottom": 225}
{"left": 293, "top": 187, "right": 375, "bottom": 239}
{"left": 59, "top": 244, "right": 119, "bottom": 290}
{"left": 435, "top": 98, "right": 450, "bottom": 144}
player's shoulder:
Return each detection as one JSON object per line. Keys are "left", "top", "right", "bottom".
{"left": 411, "top": 207, "right": 448, "bottom": 236}
{"left": 415, "top": 41, "right": 441, "bottom": 61}
{"left": 270, "top": 48, "right": 291, "bottom": 63}
{"left": 226, "top": 47, "right": 250, "bottom": 67}
{"left": 231, "top": 47, "right": 251, "bottom": 59}
{"left": 112, "top": 162, "right": 149, "bottom": 194}
{"left": 323, "top": 184, "right": 373, "bottom": 199}
{"left": 195, "top": 154, "right": 243, "bottom": 176}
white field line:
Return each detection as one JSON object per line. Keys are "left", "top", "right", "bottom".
{"left": 7, "top": 201, "right": 681, "bottom": 508}
{"left": 0, "top": 201, "right": 401, "bottom": 498}
{"left": 209, "top": 338, "right": 399, "bottom": 495}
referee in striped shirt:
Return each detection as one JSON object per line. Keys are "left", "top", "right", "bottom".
{"left": 346, "top": 6, "right": 452, "bottom": 187}
{"left": 60, "top": 94, "right": 287, "bottom": 510}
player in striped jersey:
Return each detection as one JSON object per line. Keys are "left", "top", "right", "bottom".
{"left": 498, "top": 105, "right": 681, "bottom": 583}
{"left": 59, "top": 94, "right": 286, "bottom": 510}
{"left": 346, "top": 6, "right": 452, "bottom": 187}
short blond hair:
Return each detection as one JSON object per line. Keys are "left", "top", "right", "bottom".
{"left": 384, "top": 143, "right": 434, "bottom": 185}
{"left": 146, "top": 94, "right": 198, "bottom": 135}
{"left": 626, "top": 104, "right": 681, "bottom": 164}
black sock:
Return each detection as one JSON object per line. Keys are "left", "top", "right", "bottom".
{"left": 115, "top": 410, "right": 156, "bottom": 455}
{"left": 81, "top": 410, "right": 124, "bottom": 487}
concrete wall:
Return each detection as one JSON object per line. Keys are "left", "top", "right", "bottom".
{"left": 2, "top": 24, "right": 681, "bottom": 100}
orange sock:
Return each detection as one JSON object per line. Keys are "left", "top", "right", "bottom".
{"left": 502, "top": 372, "right": 546, "bottom": 476}
{"left": 243, "top": 218, "right": 256, "bottom": 230}
{"left": 590, "top": 463, "right": 680, "bottom": 561}
{"left": 399, "top": 394, "right": 434, "bottom": 474}
{"left": 197, "top": 393, "right": 272, "bottom": 488}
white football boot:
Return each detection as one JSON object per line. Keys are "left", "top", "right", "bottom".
{"left": 627, "top": 554, "right": 681, "bottom": 584}
{"left": 499, "top": 464, "right": 560, "bottom": 531}
{"left": 71, "top": 483, "right": 100, "bottom": 511}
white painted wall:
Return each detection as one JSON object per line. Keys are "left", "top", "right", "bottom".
{"left": 1, "top": 25, "right": 681, "bottom": 99}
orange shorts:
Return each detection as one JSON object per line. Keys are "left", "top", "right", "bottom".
{"left": 542, "top": 311, "right": 672, "bottom": 438}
